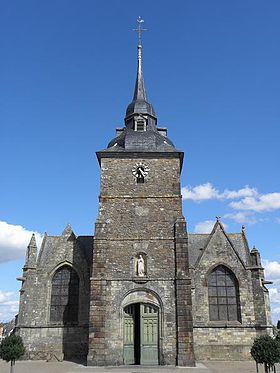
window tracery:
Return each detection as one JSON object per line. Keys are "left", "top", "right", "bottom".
{"left": 208, "top": 265, "right": 241, "bottom": 322}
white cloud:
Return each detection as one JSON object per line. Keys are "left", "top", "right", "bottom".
{"left": 194, "top": 220, "right": 228, "bottom": 233}
{"left": 194, "top": 220, "right": 216, "bottom": 233}
{"left": 223, "top": 212, "right": 257, "bottom": 224}
{"left": 263, "top": 260, "right": 280, "bottom": 324}
{"left": 0, "top": 291, "right": 19, "bottom": 322}
{"left": 230, "top": 193, "right": 280, "bottom": 212}
{"left": 182, "top": 183, "right": 219, "bottom": 201}
{"left": 0, "top": 221, "right": 43, "bottom": 263}
{"left": 183, "top": 183, "right": 280, "bottom": 219}
{"left": 221, "top": 186, "right": 258, "bottom": 199}
{"left": 271, "top": 303, "right": 280, "bottom": 325}
{"left": 194, "top": 220, "right": 215, "bottom": 233}
{"left": 272, "top": 307, "right": 280, "bottom": 319}
{"left": 182, "top": 183, "right": 258, "bottom": 202}
{"left": 269, "top": 288, "right": 280, "bottom": 304}
{"left": 263, "top": 260, "right": 280, "bottom": 281}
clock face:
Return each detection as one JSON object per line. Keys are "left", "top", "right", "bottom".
{"left": 132, "top": 162, "right": 150, "bottom": 178}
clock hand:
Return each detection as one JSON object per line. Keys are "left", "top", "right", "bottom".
{"left": 139, "top": 168, "right": 145, "bottom": 177}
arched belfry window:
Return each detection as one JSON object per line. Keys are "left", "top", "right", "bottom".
{"left": 208, "top": 265, "right": 241, "bottom": 322}
{"left": 50, "top": 265, "right": 79, "bottom": 324}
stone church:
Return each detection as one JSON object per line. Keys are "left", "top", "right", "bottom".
{"left": 16, "top": 27, "right": 272, "bottom": 366}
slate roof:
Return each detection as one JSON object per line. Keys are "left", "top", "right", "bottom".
{"left": 188, "top": 234, "right": 209, "bottom": 268}
{"left": 126, "top": 43, "right": 156, "bottom": 119}
{"left": 37, "top": 234, "right": 93, "bottom": 267}
{"left": 37, "top": 235, "right": 60, "bottom": 266}
{"left": 106, "top": 129, "right": 177, "bottom": 152}
{"left": 100, "top": 41, "right": 180, "bottom": 155}
{"left": 228, "top": 233, "right": 250, "bottom": 265}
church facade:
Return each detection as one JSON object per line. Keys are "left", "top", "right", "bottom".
{"left": 16, "top": 33, "right": 272, "bottom": 366}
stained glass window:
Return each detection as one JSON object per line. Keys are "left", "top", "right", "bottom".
{"left": 208, "top": 265, "right": 241, "bottom": 322}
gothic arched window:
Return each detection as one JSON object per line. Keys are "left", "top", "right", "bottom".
{"left": 50, "top": 265, "right": 79, "bottom": 324}
{"left": 208, "top": 265, "right": 241, "bottom": 322}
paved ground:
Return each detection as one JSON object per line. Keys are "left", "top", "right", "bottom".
{"left": 1, "top": 360, "right": 279, "bottom": 373}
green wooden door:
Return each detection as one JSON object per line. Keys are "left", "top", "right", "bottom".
{"left": 123, "top": 305, "right": 135, "bottom": 364}
{"left": 140, "top": 304, "right": 159, "bottom": 365}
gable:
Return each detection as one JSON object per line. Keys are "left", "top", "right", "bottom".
{"left": 191, "top": 222, "right": 248, "bottom": 271}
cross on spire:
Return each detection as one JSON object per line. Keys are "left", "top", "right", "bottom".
{"left": 133, "top": 16, "right": 147, "bottom": 46}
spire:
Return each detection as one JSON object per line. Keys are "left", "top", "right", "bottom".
{"left": 29, "top": 233, "right": 37, "bottom": 247}
{"left": 250, "top": 245, "right": 262, "bottom": 267}
{"left": 126, "top": 17, "right": 156, "bottom": 118}
{"left": 62, "top": 223, "right": 74, "bottom": 236}
{"left": 104, "top": 18, "right": 178, "bottom": 155}
{"left": 62, "top": 223, "right": 76, "bottom": 241}
{"left": 132, "top": 17, "right": 147, "bottom": 102}
{"left": 24, "top": 233, "right": 37, "bottom": 268}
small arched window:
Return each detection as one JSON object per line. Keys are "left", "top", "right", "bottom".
{"left": 208, "top": 265, "right": 241, "bottom": 322}
{"left": 50, "top": 265, "right": 79, "bottom": 324}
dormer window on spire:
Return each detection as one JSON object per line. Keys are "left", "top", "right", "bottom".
{"left": 134, "top": 116, "right": 147, "bottom": 131}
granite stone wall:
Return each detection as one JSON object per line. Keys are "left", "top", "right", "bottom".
{"left": 88, "top": 154, "right": 194, "bottom": 366}
{"left": 17, "top": 231, "right": 92, "bottom": 361}
{"left": 191, "top": 223, "right": 272, "bottom": 360}
{"left": 16, "top": 153, "right": 272, "bottom": 364}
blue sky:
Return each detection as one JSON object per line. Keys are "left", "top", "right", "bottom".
{"left": 0, "top": 0, "right": 280, "bottom": 323}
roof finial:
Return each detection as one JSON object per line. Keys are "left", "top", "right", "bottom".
{"left": 131, "top": 17, "right": 148, "bottom": 102}
{"left": 133, "top": 16, "right": 147, "bottom": 47}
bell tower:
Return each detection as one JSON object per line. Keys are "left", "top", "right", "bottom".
{"left": 87, "top": 18, "right": 195, "bottom": 366}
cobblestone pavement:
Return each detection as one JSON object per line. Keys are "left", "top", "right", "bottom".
{"left": 0, "top": 360, "right": 279, "bottom": 373}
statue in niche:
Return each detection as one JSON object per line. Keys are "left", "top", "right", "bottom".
{"left": 137, "top": 254, "right": 145, "bottom": 277}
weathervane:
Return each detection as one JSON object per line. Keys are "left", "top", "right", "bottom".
{"left": 133, "top": 16, "right": 147, "bottom": 46}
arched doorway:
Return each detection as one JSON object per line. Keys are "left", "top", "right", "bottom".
{"left": 123, "top": 303, "right": 159, "bottom": 365}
